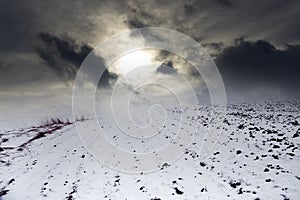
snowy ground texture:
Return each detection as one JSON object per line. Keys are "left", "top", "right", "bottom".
{"left": 0, "top": 101, "right": 299, "bottom": 200}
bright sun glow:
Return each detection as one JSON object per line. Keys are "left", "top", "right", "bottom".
{"left": 115, "top": 51, "right": 153, "bottom": 74}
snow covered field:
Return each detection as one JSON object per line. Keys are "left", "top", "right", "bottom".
{"left": 0, "top": 101, "right": 299, "bottom": 199}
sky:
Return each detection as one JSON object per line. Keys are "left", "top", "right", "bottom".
{"left": 0, "top": 0, "right": 300, "bottom": 124}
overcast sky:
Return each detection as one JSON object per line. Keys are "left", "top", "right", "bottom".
{"left": 0, "top": 0, "right": 300, "bottom": 123}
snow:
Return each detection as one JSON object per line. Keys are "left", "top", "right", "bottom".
{"left": 0, "top": 101, "right": 299, "bottom": 199}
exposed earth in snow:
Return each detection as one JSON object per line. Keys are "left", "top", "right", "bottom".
{"left": 0, "top": 101, "right": 299, "bottom": 199}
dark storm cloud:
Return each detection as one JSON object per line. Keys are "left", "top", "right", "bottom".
{"left": 202, "top": 42, "right": 225, "bottom": 57}
{"left": 154, "top": 50, "right": 198, "bottom": 77}
{"left": 0, "top": 0, "right": 127, "bottom": 90}
{"left": 127, "top": 0, "right": 300, "bottom": 47}
{"left": 204, "top": 42, "right": 224, "bottom": 51}
{"left": 0, "top": 0, "right": 299, "bottom": 100}
{"left": 0, "top": 61, "right": 7, "bottom": 70}
{"left": 216, "top": 0, "right": 233, "bottom": 7}
{"left": 156, "top": 60, "right": 178, "bottom": 74}
{"left": 127, "top": 18, "right": 147, "bottom": 29}
{"left": 36, "top": 33, "right": 117, "bottom": 87}
{"left": 215, "top": 39, "right": 300, "bottom": 93}
{"left": 0, "top": 1, "right": 37, "bottom": 53}
{"left": 37, "top": 33, "right": 90, "bottom": 68}
{"left": 0, "top": 0, "right": 128, "bottom": 53}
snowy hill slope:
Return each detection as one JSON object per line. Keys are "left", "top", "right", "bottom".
{"left": 0, "top": 102, "right": 299, "bottom": 200}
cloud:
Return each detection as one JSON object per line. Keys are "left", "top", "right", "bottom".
{"left": 202, "top": 42, "right": 225, "bottom": 57}
{"left": 0, "top": 1, "right": 36, "bottom": 54}
{"left": 215, "top": 39, "right": 300, "bottom": 96}
{"left": 126, "top": 0, "right": 300, "bottom": 48}
{"left": 0, "top": 0, "right": 299, "bottom": 102}
{"left": 156, "top": 60, "right": 178, "bottom": 74}
{"left": 0, "top": 0, "right": 128, "bottom": 90}
{"left": 36, "top": 33, "right": 117, "bottom": 87}
{"left": 216, "top": 0, "right": 233, "bottom": 7}
{"left": 127, "top": 18, "right": 147, "bottom": 29}
{"left": 0, "top": 60, "right": 8, "bottom": 70}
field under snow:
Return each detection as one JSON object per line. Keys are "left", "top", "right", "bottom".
{"left": 0, "top": 101, "right": 300, "bottom": 200}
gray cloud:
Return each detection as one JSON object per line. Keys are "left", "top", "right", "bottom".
{"left": 127, "top": 0, "right": 300, "bottom": 47}
{"left": 36, "top": 33, "right": 117, "bottom": 87}
{"left": 156, "top": 60, "right": 178, "bottom": 74}
{"left": 0, "top": 60, "right": 7, "bottom": 70}
{"left": 0, "top": 0, "right": 299, "bottom": 102}
{"left": 215, "top": 39, "right": 300, "bottom": 97}
{"left": 127, "top": 18, "right": 147, "bottom": 29}
{"left": 216, "top": 0, "right": 233, "bottom": 7}
{"left": 0, "top": 0, "right": 128, "bottom": 58}
{"left": 0, "top": 1, "right": 37, "bottom": 54}
{"left": 0, "top": 0, "right": 128, "bottom": 90}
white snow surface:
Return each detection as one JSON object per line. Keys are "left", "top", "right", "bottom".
{"left": 0, "top": 102, "right": 300, "bottom": 200}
